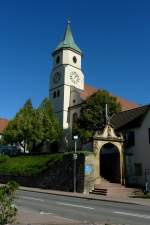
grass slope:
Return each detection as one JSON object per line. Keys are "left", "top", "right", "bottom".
{"left": 0, "top": 154, "right": 63, "bottom": 176}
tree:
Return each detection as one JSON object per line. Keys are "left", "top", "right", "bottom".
{"left": 3, "top": 98, "right": 62, "bottom": 152}
{"left": 3, "top": 99, "right": 35, "bottom": 152}
{"left": 0, "top": 181, "right": 19, "bottom": 225}
{"left": 77, "top": 90, "right": 121, "bottom": 139}
{"left": 38, "top": 98, "right": 62, "bottom": 144}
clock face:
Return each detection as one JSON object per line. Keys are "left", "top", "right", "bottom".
{"left": 70, "top": 71, "right": 80, "bottom": 84}
{"left": 53, "top": 72, "right": 61, "bottom": 84}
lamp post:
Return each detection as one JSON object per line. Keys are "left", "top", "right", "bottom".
{"left": 73, "top": 135, "right": 78, "bottom": 192}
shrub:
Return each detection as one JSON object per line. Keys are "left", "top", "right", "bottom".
{"left": 0, "top": 181, "right": 19, "bottom": 224}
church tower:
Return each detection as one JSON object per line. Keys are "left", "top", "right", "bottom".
{"left": 49, "top": 21, "right": 84, "bottom": 130}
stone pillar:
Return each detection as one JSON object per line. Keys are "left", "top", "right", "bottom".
{"left": 83, "top": 153, "right": 96, "bottom": 193}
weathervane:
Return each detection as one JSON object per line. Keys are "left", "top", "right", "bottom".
{"left": 67, "top": 17, "right": 71, "bottom": 24}
{"left": 105, "top": 103, "right": 110, "bottom": 125}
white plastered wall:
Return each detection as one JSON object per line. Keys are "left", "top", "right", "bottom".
{"left": 128, "top": 110, "right": 150, "bottom": 185}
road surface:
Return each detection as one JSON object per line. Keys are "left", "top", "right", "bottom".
{"left": 15, "top": 190, "right": 150, "bottom": 225}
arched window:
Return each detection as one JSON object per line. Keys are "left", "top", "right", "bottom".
{"left": 73, "top": 56, "right": 77, "bottom": 63}
{"left": 56, "top": 55, "right": 60, "bottom": 64}
{"left": 72, "top": 113, "right": 78, "bottom": 129}
{"left": 53, "top": 91, "right": 56, "bottom": 98}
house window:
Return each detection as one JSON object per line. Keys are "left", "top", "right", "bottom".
{"left": 134, "top": 163, "right": 143, "bottom": 176}
{"left": 125, "top": 131, "right": 135, "bottom": 147}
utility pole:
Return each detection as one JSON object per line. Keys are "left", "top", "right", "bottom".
{"left": 73, "top": 135, "right": 78, "bottom": 192}
{"left": 105, "top": 103, "right": 108, "bottom": 124}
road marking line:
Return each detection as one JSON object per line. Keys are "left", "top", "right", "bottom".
{"left": 56, "top": 202, "right": 94, "bottom": 210}
{"left": 114, "top": 211, "right": 150, "bottom": 219}
{"left": 40, "top": 211, "right": 53, "bottom": 215}
{"left": 20, "top": 196, "right": 44, "bottom": 202}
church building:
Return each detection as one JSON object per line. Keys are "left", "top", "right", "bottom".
{"left": 49, "top": 21, "right": 138, "bottom": 147}
{"left": 49, "top": 21, "right": 150, "bottom": 189}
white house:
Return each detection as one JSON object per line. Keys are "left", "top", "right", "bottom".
{"left": 111, "top": 105, "right": 150, "bottom": 186}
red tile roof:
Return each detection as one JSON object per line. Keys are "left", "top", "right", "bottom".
{"left": 80, "top": 84, "right": 98, "bottom": 100}
{"left": 0, "top": 118, "right": 9, "bottom": 133}
{"left": 80, "top": 84, "right": 139, "bottom": 111}
{"left": 116, "top": 96, "right": 139, "bottom": 111}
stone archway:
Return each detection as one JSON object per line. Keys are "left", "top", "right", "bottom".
{"left": 83, "top": 125, "right": 125, "bottom": 193}
{"left": 100, "top": 143, "right": 120, "bottom": 183}
{"left": 92, "top": 124, "right": 124, "bottom": 185}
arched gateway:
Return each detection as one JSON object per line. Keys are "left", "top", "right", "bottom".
{"left": 100, "top": 143, "right": 120, "bottom": 183}
{"left": 84, "top": 124, "right": 124, "bottom": 193}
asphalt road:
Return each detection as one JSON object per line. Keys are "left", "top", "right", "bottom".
{"left": 15, "top": 190, "right": 150, "bottom": 225}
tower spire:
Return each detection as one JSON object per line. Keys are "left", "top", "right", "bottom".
{"left": 53, "top": 20, "right": 82, "bottom": 55}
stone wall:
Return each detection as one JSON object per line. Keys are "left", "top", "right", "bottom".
{"left": 0, "top": 154, "right": 85, "bottom": 193}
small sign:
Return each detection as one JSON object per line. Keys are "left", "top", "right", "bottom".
{"left": 73, "top": 153, "right": 78, "bottom": 160}
{"left": 145, "top": 182, "right": 150, "bottom": 193}
{"left": 85, "top": 164, "right": 93, "bottom": 175}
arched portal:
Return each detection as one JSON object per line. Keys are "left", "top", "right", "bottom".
{"left": 100, "top": 143, "right": 120, "bottom": 183}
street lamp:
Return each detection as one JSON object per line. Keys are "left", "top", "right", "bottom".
{"left": 73, "top": 135, "right": 78, "bottom": 192}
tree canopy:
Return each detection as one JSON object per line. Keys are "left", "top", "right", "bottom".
{"left": 38, "top": 98, "right": 62, "bottom": 144}
{"left": 77, "top": 90, "right": 121, "bottom": 139}
{"left": 3, "top": 98, "right": 62, "bottom": 152}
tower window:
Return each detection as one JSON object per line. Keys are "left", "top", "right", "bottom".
{"left": 53, "top": 91, "right": 56, "bottom": 98}
{"left": 72, "top": 112, "right": 78, "bottom": 137}
{"left": 73, "top": 56, "right": 77, "bottom": 64}
{"left": 56, "top": 55, "right": 60, "bottom": 64}
{"left": 57, "top": 90, "right": 60, "bottom": 97}
{"left": 72, "top": 113, "right": 78, "bottom": 128}
{"left": 73, "top": 99, "right": 76, "bottom": 103}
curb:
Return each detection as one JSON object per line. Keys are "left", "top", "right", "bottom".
{"left": 19, "top": 186, "right": 149, "bottom": 207}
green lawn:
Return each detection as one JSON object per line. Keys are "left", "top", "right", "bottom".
{"left": 0, "top": 154, "right": 63, "bottom": 176}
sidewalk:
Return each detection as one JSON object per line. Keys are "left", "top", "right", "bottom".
{"left": 19, "top": 186, "right": 150, "bottom": 207}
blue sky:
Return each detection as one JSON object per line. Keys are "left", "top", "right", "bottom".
{"left": 0, "top": 0, "right": 150, "bottom": 119}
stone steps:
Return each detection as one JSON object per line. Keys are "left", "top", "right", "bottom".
{"left": 90, "top": 188, "right": 107, "bottom": 196}
{"left": 90, "top": 177, "right": 137, "bottom": 198}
